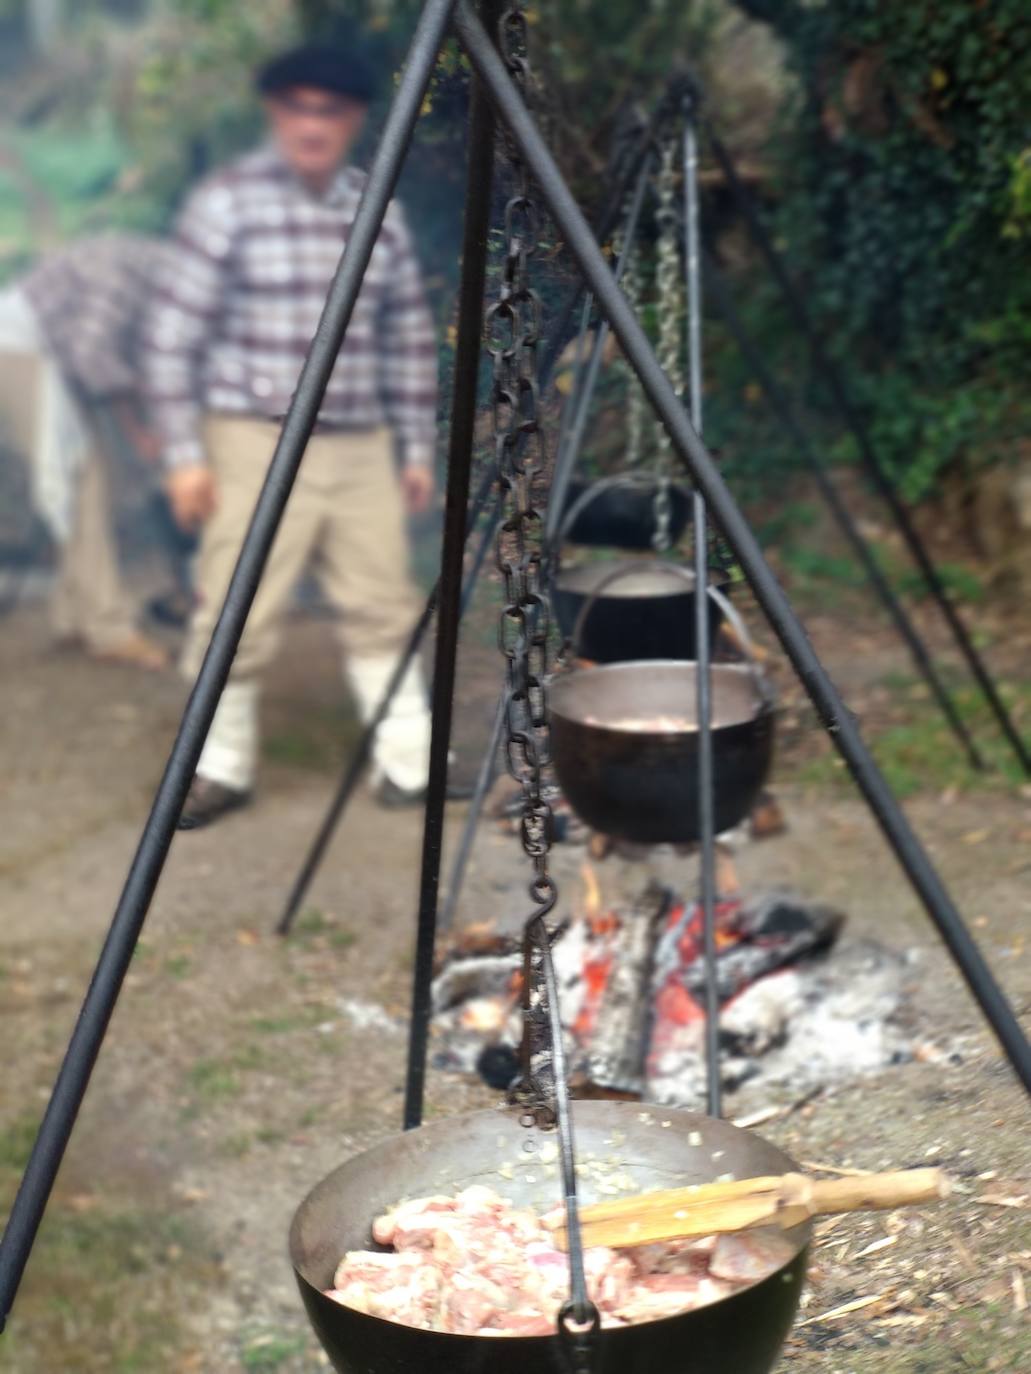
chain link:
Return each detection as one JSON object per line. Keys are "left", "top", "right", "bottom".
{"left": 652, "top": 135, "right": 685, "bottom": 552}
{"left": 614, "top": 227, "right": 647, "bottom": 472}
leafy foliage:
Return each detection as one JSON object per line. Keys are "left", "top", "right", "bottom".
{"left": 725, "top": 0, "right": 1031, "bottom": 500}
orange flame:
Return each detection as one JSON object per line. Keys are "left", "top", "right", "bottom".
{"left": 580, "top": 862, "right": 618, "bottom": 935}
{"left": 581, "top": 861, "right": 602, "bottom": 922}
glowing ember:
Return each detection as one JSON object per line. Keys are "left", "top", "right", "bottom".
{"left": 460, "top": 998, "right": 512, "bottom": 1034}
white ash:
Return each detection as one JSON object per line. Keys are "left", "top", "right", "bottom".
{"left": 335, "top": 997, "right": 401, "bottom": 1035}
{"left": 432, "top": 955, "right": 521, "bottom": 1014}
{"left": 648, "top": 940, "right": 913, "bottom": 1106}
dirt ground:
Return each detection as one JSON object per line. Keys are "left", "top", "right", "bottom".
{"left": 1, "top": 575, "right": 1029, "bottom": 1373}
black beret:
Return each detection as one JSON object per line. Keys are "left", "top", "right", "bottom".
{"left": 256, "top": 43, "right": 377, "bottom": 103}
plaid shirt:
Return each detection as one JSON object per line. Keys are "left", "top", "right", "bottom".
{"left": 22, "top": 234, "right": 168, "bottom": 399}
{"left": 142, "top": 146, "right": 438, "bottom": 470}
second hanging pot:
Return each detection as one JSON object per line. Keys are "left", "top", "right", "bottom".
{"left": 552, "top": 559, "right": 728, "bottom": 664}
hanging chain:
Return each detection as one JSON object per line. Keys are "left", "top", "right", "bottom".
{"left": 484, "top": 11, "right": 599, "bottom": 1369}
{"left": 485, "top": 4, "right": 559, "bottom": 1111}
{"left": 615, "top": 227, "right": 647, "bottom": 472}
{"left": 654, "top": 136, "right": 686, "bottom": 432}
{"left": 652, "top": 134, "right": 685, "bottom": 551}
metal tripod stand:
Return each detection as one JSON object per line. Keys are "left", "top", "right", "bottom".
{"left": 2, "top": 0, "right": 1028, "bottom": 1341}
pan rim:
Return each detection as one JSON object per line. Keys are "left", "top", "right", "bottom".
{"left": 554, "top": 560, "right": 731, "bottom": 601}
{"left": 548, "top": 660, "right": 772, "bottom": 733}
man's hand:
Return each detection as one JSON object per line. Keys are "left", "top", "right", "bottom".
{"left": 401, "top": 465, "right": 434, "bottom": 516}
{"left": 166, "top": 464, "right": 218, "bottom": 530}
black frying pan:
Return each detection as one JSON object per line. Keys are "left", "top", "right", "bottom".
{"left": 290, "top": 1101, "right": 809, "bottom": 1373}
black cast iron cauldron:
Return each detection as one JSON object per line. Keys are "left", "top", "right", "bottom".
{"left": 549, "top": 655, "right": 775, "bottom": 845}
{"left": 561, "top": 475, "right": 691, "bottom": 549}
{"left": 290, "top": 1101, "right": 809, "bottom": 1374}
{"left": 552, "top": 559, "right": 729, "bottom": 664}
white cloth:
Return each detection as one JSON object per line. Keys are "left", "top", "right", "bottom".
{"left": 196, "top": 680, "right": 259, "bottom": 792}
{"left": 346, "top": 654, "right": 433, "bottom": 795}
{"left": 0, "top": 285, "right": 90, "bottom": 542}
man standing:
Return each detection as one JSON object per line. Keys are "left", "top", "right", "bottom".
{"left": 0, "top": 234, "right": 171, "bottom": 669}
{"left": 143, "top": 42, "right": 438, "bottom": 828}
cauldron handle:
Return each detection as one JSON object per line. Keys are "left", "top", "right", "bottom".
{"left": 552, "top": 471, "right": 686, "bottom": 552}
{"left": 567, "top": 559, "right": 775, "bottom": 707}
{"left": 705, "top": 583, "right": 777, "bottom": 710}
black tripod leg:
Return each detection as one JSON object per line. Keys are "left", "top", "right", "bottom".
{"left": 706, "top": 122, "right": 1030, "bottom": 777}
{"left": 403, "top": 12, "right": 498, "bottom": 1129}
{"left": 681, "top": 109, "right": 722, "bottom": 1120}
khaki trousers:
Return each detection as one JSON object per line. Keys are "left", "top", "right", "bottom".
{"left": 187, "top": 415, "right": 431, "bottom": 793}
{"left": 0, "top": 349, "right": 136, "bottom": 650}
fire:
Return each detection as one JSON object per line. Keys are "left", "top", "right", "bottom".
{"left": 459, "top": 997, "right": 510, "bottom": 1033}
{"left": 573, "top": 862, "right": 621, "bottom": 1038}
{"left": 580, "top": 862, "right": 618, "bottom": 935}
{"left": 581, "top": 861, "right": 601, "bottom": 921}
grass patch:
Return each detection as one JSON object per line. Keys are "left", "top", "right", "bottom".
{"left": 250, "top": 1002, "right": 333, "bottom": 1035}
{"left": 218, "top": 1131, "right": 254, "bottom": 1159}
{"left": 240, "top": 1330, "right": 310, "bottom": 1372}
{"left": 294, "top": 906, "right": 328, "bottom": 935}
{"left": 0, "top": 1189, "right": 213, "bottom": 1374}
{"left": 780, "top": 545, "right": 867, "bottom": 595}
{"left": 251, "top": 1012, "right": 306, "bottom": 1035}
{"left": 0, "top": 1112, "right": 40, "bottom": 1172}
{"left": 231, "top": 1043, "right": 273, "bottom": 1072}
{"left": 186, "top": 1057, "right": 242, "bottom": 1103}
{"left": 796, "top": 674, "right": 1031, "bottom": 797}
{"left": 183, "top": 1042, "right": 283, "bottom": 1117}
{"left": 164, "top": 954, "right": 191, "bottom": 979}
{"left": 290, "top": 907, "right": 358, "bottom": 950}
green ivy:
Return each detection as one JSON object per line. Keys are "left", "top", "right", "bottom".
{"left": 725, "top": 0, "right": 1031, "bottom": 502}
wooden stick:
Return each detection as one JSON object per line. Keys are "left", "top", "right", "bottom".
{"left": 547, "top": 1168, "right": 950, "bottom": 1251}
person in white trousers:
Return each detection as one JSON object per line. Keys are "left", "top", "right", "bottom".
{"left": 0, "top": 235, "right": 170, "bottom": 670}
{"left": 142, "top": 42, "right": 439, "bottom": 827}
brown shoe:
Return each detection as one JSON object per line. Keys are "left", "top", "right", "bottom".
{"left": 178, "top": 776, "right": 252, "bottom": 830}
{"left": 89, "top": 633, "right": 169, "bottom": 672}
